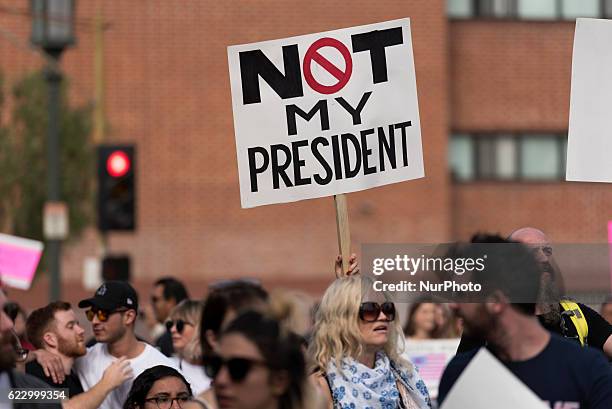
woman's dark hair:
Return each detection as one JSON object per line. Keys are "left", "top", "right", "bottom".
{"left": 123, "top": 365, "right": 192, "bottom": 409}
{"left": 221, "top": 310, "right": 306, "bottom": 409}
{"left": 200, "top": 281, "right": 268, "bottom": 356}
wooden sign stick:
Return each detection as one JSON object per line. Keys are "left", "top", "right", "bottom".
{"left": 334, "top": 194, "right": 351, "bottom": 277}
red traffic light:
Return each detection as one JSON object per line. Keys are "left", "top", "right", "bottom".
{"left": 107, "top": 150, "right": 131, "bottom": 178}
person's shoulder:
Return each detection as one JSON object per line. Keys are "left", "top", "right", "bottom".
{"left": 446, "top": 348, "right": 478, "bottom": 369}
{"left": 576, "top": 302, "right": 593, "bottom": 310}
{"left": 11, "top": 370, "right": 64, "bottom": 409}
{"left": 25, "top": 360, "right": 45, "bottom": 376}
{"left": 26, "top": 360, "right": 51, "bottom": 383}
{"left": 11, "top": 369, "right": 55, "bottom": 389}
{"left": 547, "top": 334, "right": 607, "bottom": 363}
{"left": 142, "top": 343, "right": 178, "bottom": 365}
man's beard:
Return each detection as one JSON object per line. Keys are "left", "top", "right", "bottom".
{"left": 537, "top": 273, "right": 562, "bottom": 325}
{"left": 460, "top": 305, "right": 497, "bottom": 341}
{"left": 0, "top": 330, "right": 17, "bottom": 371}
{"left": 58, "top": 335, "right": 86, "bottom": 358}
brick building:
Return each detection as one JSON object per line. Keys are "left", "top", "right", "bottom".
{"left": 0, "top": 0, "right": 608, "bottom": 306}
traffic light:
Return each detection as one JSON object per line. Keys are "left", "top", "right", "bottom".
{"left": 102, "top": 255, "right": 131, "bottom": 281}
{"left": 97, "top": 145, "right": 135, "bottom": 231}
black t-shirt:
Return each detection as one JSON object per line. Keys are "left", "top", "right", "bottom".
{"left": 26, "top": 360, "right": 84, "bottom": 398}
{"left": 457, "top": 303, "right": 612, "bottom": 354}
{"left": 439, "top": 334, "right": 612, "bottom": 409}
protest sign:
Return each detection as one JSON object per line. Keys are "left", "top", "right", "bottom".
{"left": 228, "top": 18, "right": 424, "bottom": 208}
{"left": 0, "top": 233, "right": 44, "bottom": 290}
{"left": 567, "top": 18, "right": 612, "bottom": 182}
{"left": 402, "top": 338, "right": 460, "bottom": 399}
{"left": 440, "top": 348, "right": 548, "bottom": 409}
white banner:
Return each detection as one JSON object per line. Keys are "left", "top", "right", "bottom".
{"left": 567, "top": 18, "right": 612, "bottom": 182}
{"left": 228, "top": 18, "right": 424, "bottom": 208}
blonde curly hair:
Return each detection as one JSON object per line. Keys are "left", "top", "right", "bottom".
{"left": 308, "top": 274, "right": 409, "bottom": 375}
{"left": 169, "top": 300, "right": 203, "bottom": 364}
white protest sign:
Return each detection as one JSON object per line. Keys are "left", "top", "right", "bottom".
{"left": 567, "top": 18, "right": 612, "bottom": 182}
{"left": 402, "top": 338, "right": 460, "bottom": 400}
{"left": 228, "top": 18, "right": 424, "bottom": 208}
{"left": 440, "top": 348, "right": 548, "bottom": 409}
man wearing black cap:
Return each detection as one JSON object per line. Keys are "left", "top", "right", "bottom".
{"left": 70, "top": 281, "right": 179, "bottom": 409}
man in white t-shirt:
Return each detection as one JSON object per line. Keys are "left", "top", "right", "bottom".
{"left": 73, "top": 281, "right": 180, "bottom": 409}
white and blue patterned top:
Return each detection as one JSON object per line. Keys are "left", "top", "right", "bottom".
{"left": 325, "top": 351, "right": 432, "bottom": 409}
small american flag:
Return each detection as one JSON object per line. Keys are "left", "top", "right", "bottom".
{"left": 411, "top": 353, "right": 450, "bottom": 382}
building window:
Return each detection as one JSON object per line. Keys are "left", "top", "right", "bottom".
{"left": 449, "top": 133, "right": 567, "bottom": 182}
{"left": 517, "top": 0, "right": 556, "bottom": 20}
{"left": 520, "top": 134, "right": 560, "bottom": 179}
{"left": 448, "top": 0, "right": 612, "bottom": 20}
{"left": 561, "top": 0, "right": 600, "bottom": 19}
{"left": 448, "top": 0, "right": 475, "bottom": 18}
{"left": 450, "top": 134, "right": 475, "bottom": 180}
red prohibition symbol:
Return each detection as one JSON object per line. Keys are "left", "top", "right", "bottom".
{"left": 303, "top": 37, "right": 353, "bottom": 94}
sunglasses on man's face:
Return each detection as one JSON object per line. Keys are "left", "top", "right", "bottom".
{"left": 165, "top": 319, "right": 192, "bottom": 334}
{"left": 204, "top": 355, "right": 267, "bottom": 383}
{"left": 85, "top": 308, "right": 127, "bottom": 322}
{"left": 359, "top": 302, "right": 396, "bottom": 322}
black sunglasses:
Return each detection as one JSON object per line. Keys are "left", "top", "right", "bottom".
{"left": 165, "top": 319, "right": 192, "bottom": 334}
{"left": 359, "top": 302, "right": 396, "bottom": 322}
{"left": 204, "top": 355, "right": 267, "bottom": 383}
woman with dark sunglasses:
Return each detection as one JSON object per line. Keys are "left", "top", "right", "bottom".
{"left": 196, "top": 310, "right": 320, "bottom": 409}
{"left": 309, "top": 274, "right": 432, "bottom": 409}
{"left": 123, "top": 365, "right": 193, "bottom": 409}
{"left": 167, "top": 300, "right": 211, "bottom": 395}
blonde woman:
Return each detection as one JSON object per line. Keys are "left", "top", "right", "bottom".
{"left": 309, "top": 274, "right": 431, "bottom": 409}
{"left": 167, "top": 300, "right": 211, "bottom": 394}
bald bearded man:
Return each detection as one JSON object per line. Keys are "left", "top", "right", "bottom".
{"left": 456, "top": 227, "right": 612, "bottom": 359}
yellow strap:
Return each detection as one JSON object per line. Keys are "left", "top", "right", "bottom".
{"left": 559, "top": 300, "right": 588, "bottom": 346}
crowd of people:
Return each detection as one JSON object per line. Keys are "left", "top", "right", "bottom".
{"left": 0, "top": 226, "right": 611, "bottom": 408}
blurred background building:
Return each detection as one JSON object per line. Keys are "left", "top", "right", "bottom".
{"left": 0, "top": 0, "right": 610, "bottom": 306}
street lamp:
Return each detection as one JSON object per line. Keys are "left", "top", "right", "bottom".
{"left": 30, "top": 0, "right": 75, "bottom": 301}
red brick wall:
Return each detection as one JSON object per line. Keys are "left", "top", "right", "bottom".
{"left": 0, "top": 1, "right": 450, "bottom": 307}
{"left": 449, "top": 20, "right": 574, "bottom": 131}
{"left": 449, "top": 20, "right": 612, "bottom": 242}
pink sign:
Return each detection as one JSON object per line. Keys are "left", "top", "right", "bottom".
{"left": 0, "top": 233, "right": 43, "bottom": 290}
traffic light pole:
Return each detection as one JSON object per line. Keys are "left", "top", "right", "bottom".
{"left": 46, "top": 52, "right": 63, "bottom": 301}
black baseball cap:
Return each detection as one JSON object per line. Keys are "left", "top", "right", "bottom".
{"left": 78, "top": 281, "right": 139, "bottom": 311}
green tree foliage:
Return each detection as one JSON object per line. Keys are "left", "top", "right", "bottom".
{"left": 0, "top": 70, "right": 93, "bottom": 241}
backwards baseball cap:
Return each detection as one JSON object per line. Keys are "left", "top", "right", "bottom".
{"left": 78, "top": 281, "right": 139, "bottom": 311}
